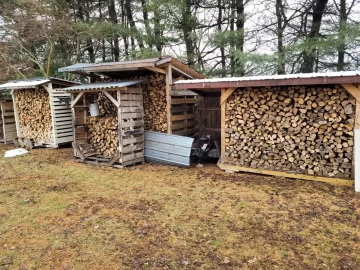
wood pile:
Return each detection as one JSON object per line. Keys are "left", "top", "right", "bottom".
{"left": 88, "top": 116, "right": 119, "bottom": 157}
{"left": 14, "top": 88, "right": 53, "bottom": 143}
{"left": 143, "top": 74, "right": 167, "bottom": 132}
{"left": 225, "top": 85, "right": 355, "bottom": 179}
{"left": 97, "top": 92, "right": 117, "bottom": 116}
{"left": 95, "top": 74, "right": 168, "bottom": 132}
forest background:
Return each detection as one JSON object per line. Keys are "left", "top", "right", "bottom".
{"left": 0, "top": 0, "right": 359, "bottom": 82}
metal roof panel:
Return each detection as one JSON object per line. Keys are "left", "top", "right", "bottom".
{"left": 61, "top": 80, "right": 146, "bottom": 92}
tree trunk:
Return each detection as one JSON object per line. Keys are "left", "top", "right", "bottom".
{"left": 182, "top": 0, "right": 196, "bottom": 66}
{"left": 125, "top": 0, "right": 144, "bottom": 49}
{"left": 337, "top": 0, "right": 347, "bottom": 71}
{"left": 217, "top": 0, "right": 226, "bottom": 77}
{"left": 235, "top": 0, "right": 245, "bottom": 76}
{"left": 300, "top": 0, "right": 329, "bottom": 73}
{"left": 108, "top": 0, "right": 119, "bottom": 61}
{"left": 276, "top": 0, "right": 285, "bottom": 74}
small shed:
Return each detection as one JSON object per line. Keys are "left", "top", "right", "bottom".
{"left": 0, "top": 89, "right": 16, "bottom": 143}
{"left": 62, "top": 80, "right": 145, "bottom": 168}
{"left": 59, "top": 56, "right": 206, "bottom": 137}
{"left": 175, "top": 71, "right": 360, "bottom": 191}
{"left": 0, "top": 78, "right": 78, "bottom": 148}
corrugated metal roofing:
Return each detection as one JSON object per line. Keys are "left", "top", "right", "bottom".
{"left": 175, "top": 71, "right": 360, "bottom": 85}
{"left": 0, "top": 77, "right": 79, "bottom": 90}
{"left": 144, "top": 131, "right": 194, "bottom": 167}
{"left": 0, "top": 79, "right": 50, "bottom": 90}
{"left": 62, "top": 80, "right": 146, "bottom": 91}
{"left": 59, "top": 58, "right": 164, "bottom": 73}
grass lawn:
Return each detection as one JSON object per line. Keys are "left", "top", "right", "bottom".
{"left": 0, "top": 145, "right": 360, "bottom": 269}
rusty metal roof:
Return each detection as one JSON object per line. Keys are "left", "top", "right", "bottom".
{"left": 175, "top": 71, "right": 360, "bottom": 90}
{"left": 62, "top": 80, "right": 146, "bottom": 92}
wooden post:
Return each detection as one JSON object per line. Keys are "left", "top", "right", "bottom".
{"left": 342, "top": 83, "right": 360, "bottom": 191}
{"left": 11, "top": 89, "right": 21, "bottom": 138}
{"left": 355, "top": 100, "right": 360, "bottom": 192}
{"left": 71, "top": 93, "right": 76, "bottom": 157}
{"left": 47, "top": 83, "right": 57, "bottom": 146}
{"left": 165, "top": 64, "right": 172, "bottom": 134}
{"left": 220, "top": 88, "right": 226, "bottom": 163}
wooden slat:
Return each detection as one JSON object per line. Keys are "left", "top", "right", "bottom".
{"left": 171, "top": 113, "right": 196, "bottom": 121}
{"left": 172, "top": 121, "right": 197, "bottom": 130}
{"left": 218, "top": 163, "right": 354, "bottom": 187}
{"left": 121, "top": 152, "right": 144, "bottom": 162}
{"left": 122, "top": 136, "right": 144, "bottom": 145}
{"left": 171, "top": 98, "right": 197, "bottom": 105}
{"left": 121, "top": 101, "right": 143, "bottom": 107}
{"left": 120, "top": 107, "right": 143, "bottom": 113}
{"left": 119, "top": 94, "right": 143, "bottom": 101}
{"left": 121, "top": 112, "right": 144, "bottom": 119}
{"left": 121, "top": 120, "right": 144, "bottom": 128}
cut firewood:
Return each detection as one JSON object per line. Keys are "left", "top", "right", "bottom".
{"left": 13, "top": 88, "right": 53, "bottom": 143}
{"left": 224, "top": 85, "right": 355, "bottom": 179}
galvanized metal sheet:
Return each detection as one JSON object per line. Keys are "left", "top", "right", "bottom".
{"left": 58, "top": 58, "right": 164, "bottom": 73}
{"left": 144, "top": 131, "right": 194, "bottom": 167}
{"left": 0, "top": 77, "right": 78, "bottom": 90}
{"left": 175, "top": 70, "right": 360, "bottom": 85}
{"left": 0, "top": 79, "right": 50, "bottom": 90}
{"left": 62, "top": 80, "right": 146, "bottom": 92}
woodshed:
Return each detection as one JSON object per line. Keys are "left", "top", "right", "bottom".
{"left": 59, "top": 56, "right": 206, "bottom": 137}
{"left": 0, "top": 78, "right": 78, "bottom": 148}
{"left": 175, "top": 71, "right": 360, "bottom": 191}
{"left": 62, "top": 80, "right": 145, "bottom": 168}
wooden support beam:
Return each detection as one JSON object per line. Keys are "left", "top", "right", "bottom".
{"left": 220, "top": 88, "right": 226, "bottom": 162}
{"left": 355, "top": 100, "right": 360, "bottom": 192}
{"left": 144, "top": 66, "right": 166, "bottom": 74}
{"left": 342, "top": 83, "right": 360, "bottom": 102}
{"left": 218, "top": 162, "right": 354, "bottom": 187}
{"left": 220, "top": 87, "right": 236, "bottom": 105}
{"left": 342, "top": 83, "right": 360, "bottom": 191}
{"left": 165, "top": 64, "right": 172, "bottom": 134}
{"left": 71, "top": 92, "right": 84, "bottom": 108}
{"left": 102, "top": 90, "right": 119, "bottom": 107}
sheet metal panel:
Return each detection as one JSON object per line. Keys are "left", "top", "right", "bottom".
{"left": 144, "top": 131, "right": 194, "bottom": 167}
{"left": 61, "top": 80, "right": 146, "bottom": 92}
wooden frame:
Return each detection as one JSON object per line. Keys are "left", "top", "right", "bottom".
{"left": 70, "top": 85, "right": 145, "bottom": 168}
{"left": 0, "top": 100, "right": 16, "bottom": 144}
{"left": 342, "top": 83, "right": 360, "bottom": 191}
{"left": 11, "top": 81, "right": 76, "bottom": 148}
{"left": 218, "top": 84, "right": 357, "bottom": 188}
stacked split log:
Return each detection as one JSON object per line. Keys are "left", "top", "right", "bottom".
{"left": 225, "top": 85, "right": 355, "bottom": 179}
{"left": 14, "top": 88, "right": 53, "bottom": 142}
{"left": 143, "top": 74, "right": 167, "bottom": 132}
{"left": 88, "top": 116, "right": 118, "bottom": 157}
{"left": 95, "top": 74, "right": 168, "bottom": 132}
{"left": 97, "top": 92, "right": 117, "bottom": 116}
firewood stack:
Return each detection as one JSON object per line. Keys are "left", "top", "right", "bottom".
{"left": 225, "top": 85, "right": 355, "bottom": 179}
{"left": 14, "top": 88, "right": 53, "bottom": 143}
{"left": 143, "top": 74, "right": 167, "bottom": 132}
{"left": 97, "top": 92, "right": 117, "bottom": 116}
{"left": 88, "top": 116, "right": 119, "bottom": 157}
{"left": 95, "top": 74, "right": 168, "bottom": 132}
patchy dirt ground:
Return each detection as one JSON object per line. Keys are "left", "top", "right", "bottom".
{"left": 0, "top": 145, "right": 360, "bottom": 270}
